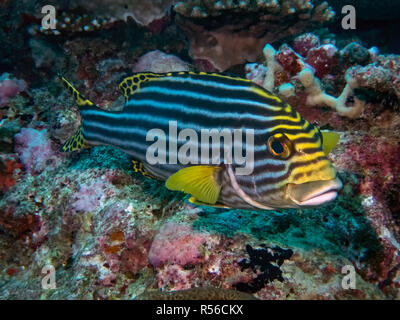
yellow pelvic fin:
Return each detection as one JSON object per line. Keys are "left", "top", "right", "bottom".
{"left": 188, "top": 197, "right": 231, "bottom": 209}
{"left": 132, "top": 160, "right": 155, "bottom": 179}
{"left": 60, "top": 126, "right": 91, "bottom": 152}
{"left": 165, "top": 166, "right": 221, "bottom": 204}
{"left": 322, "top": 131, "right": 340, "bottom": 155}
{"left": 60, "top": 76, "right": 95, "bottom": 107}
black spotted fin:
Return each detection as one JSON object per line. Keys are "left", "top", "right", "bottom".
{"left": 60, "top": 126, "right": 91, "bottom": 152}
{"left": 59, "top": 76, "right": 94, "bottom": 152}
{"left": 118, "top": 71, "right": 244, "bottom": 102}
{"left": 321, "top": 131, "right": 340, "bottom": 155}
{"left": 119, "top": 72, "right": 167, "bottom": 101}
{"left": 165, "top": 166, "right": 222, "bottom": 205}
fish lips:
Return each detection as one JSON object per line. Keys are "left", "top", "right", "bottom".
{"left": 287, "top": 177, "right": 343, "bottom": 207}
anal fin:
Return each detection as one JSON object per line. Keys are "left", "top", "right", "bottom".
{"left": 60, "top": 126, "right": 91, "bottom": 152}
{"left": 132, "top": 160, "right": 156, "bottom": 179}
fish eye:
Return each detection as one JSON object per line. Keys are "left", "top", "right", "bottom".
{"left": 267, "top": 134, "right": 291, "bottom": 158}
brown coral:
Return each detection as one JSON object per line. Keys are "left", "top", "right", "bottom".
{"left": 174, "top": 0, "right": 334, "bottom": 71}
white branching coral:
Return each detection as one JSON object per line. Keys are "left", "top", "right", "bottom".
{"left": 299, "top": 68, "right": 365, "bottom": 118}
{"left": 258, "top": 42, "right": 366, "bottom": 119}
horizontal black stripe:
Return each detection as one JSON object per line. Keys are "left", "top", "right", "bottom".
{"left": 139, "top": 74, "right": 285, "bottom": 111}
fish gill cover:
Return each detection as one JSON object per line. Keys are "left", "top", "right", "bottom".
{"left": 0, "top": 0, "right": 399, "bottom": 300}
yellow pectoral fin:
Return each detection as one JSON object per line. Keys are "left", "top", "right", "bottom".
{"left": 322, "top": 131, "right": 340, "bottom": 155}
{"left": 165, "top": 166, "right": 221, "bottom": 204}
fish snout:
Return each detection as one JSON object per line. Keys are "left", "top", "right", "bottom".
{"left": 287, "top": 177, "right": 342, "bottom": 207}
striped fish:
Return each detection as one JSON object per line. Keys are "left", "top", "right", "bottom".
{"left": 60, "top": 71, "right": 342, "bottom": 210}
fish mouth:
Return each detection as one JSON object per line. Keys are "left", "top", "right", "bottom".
{"left": 287, "top": 177, "right": 343, "bottom": 207}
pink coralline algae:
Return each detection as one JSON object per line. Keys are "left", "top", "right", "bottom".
{"left": 292, "top": 33, "right": 320, "bottom": 57}
{"left": 14, "top": 127, "right": 62, "bottom": 175}
{"left": 0, "top": 74, "right": 27, "bottom": 106}
{"left": 97, "top": 230, "right": 151, "bottom": 283}
{"left": 148, "top": 222, "right": 208, "bottom": 267}
{"left": 132, "top": 50, "right": 190, "bottom": 73}
{"left": 0, "top": 154, "right": 24, "bottom": 194}
{"left": 71, "top": 181, "right": 111, "bottom": 212}
{"left": 275, "top": 45, "right": 305, "bottom": 77}
{"left": 341, "top": 136, "right": 400, "bottom": 200}
{"left": 276, "top": 35, "right": 339, "bottom": 79}
{"left": 305, "top": 44, "right": 338, "bottom": 78}
{"left": 156, "top": 264, "right": 194, "bottom": 291}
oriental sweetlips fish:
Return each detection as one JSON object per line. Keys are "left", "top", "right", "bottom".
{"left": 60, "top": 71, "right": 342, "bottom": 210}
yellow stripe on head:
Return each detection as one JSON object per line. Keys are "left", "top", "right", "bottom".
{"left": 294, "top": 140, "right": 322, "bottom": 152}
{"left": 289, "top": 160, "right": 336, "bottom": 184}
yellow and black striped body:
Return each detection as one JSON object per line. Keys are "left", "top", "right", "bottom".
{"left": 62, "top": 71, "right": 341, "bottom": 210}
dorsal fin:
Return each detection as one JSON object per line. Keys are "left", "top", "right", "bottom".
{"left": 118, "top": 72, "right": 166, "bottom": 101}
{"left": 60, "top": 75, "right": 95, "bottom": 107}
{"left": 118, "top": 71, "right": 251, "bottom": 102}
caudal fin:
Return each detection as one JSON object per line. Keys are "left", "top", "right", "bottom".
{"left": 59, "top": 75, "right": 95, "bottom": 152}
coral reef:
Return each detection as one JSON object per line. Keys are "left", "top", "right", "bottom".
{"left": 246, "top": 34, "right": 400, "bottom": 118}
